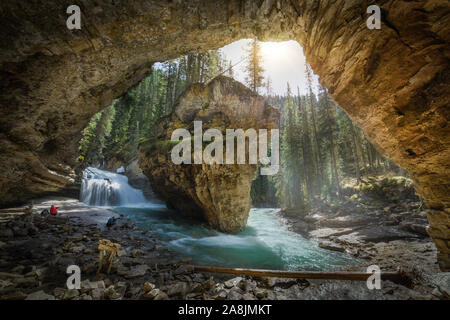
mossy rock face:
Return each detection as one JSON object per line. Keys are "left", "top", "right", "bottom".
{"left": 139, "top": 139, "right": 180, "bottom": 156}
{"left": 343, "top": 175, "right": 419, "bottom": 204}
{"left": 138, "top": 76, "right": 280, "bottom": 233}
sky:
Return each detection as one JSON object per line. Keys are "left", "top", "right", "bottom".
{"left": 219, "top": 39, "right": 320, "bottom": 96}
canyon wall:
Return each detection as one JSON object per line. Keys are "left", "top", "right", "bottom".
{"left": 0, "top": 1, "right": 448, "bottom": 269}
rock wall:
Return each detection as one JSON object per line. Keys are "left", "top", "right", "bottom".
{"left": 124, "top": 160, "right": 158, "bottom": 202}
{"left": 0, "top": 0, "right": 448, "bottom": 268}
{"left": 138, "top": 76, "right": 280, "bottom": 233}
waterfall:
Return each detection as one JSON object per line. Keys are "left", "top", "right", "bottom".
{"left": 80, "top": 167, "right": 148, "bottom": 206}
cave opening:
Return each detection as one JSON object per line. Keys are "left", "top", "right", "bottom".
{"left": 0, "top": 1, "right": 448, "bottom": 302}
{"left": 70, "top": 36, "right": 444, "bottom": 282}
{"left": 78, "top": 39, "right": 413, "bottom": 213}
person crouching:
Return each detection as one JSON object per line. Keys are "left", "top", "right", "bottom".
{"left": 50, "top": 205, "right": 59, "bottom": 216}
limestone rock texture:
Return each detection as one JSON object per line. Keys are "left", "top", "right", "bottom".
{"left": 138, "top": 76, "right": 280, "bottom": 233}
{"left": 0, "top": 1, "right": 448, "bottom": 268}
{"left": 123, "top": 160, "right": 158, "bottom": 201}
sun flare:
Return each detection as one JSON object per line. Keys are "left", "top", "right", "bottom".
{"left": 259, "top": 41, "right": 299, "bottom": 63}
{"left": 260, "top": 42, "right": 286, "bottom": 60}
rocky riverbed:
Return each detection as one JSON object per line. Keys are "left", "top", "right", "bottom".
{"left": 276, "top": 178, "right": 450, "bottom": 299}
{"left": 0, "top": 197, "right": 448, "bottom": 300}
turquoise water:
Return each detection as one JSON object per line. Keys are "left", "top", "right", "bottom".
{"left": 113, "top": 205, "right": 359, "bottom": 271}
{"left": 81, "top": 168, "right": 359, "bottom": 271}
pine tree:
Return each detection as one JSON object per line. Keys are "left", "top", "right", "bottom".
{"left": 84, "top": 105, "right": 114, "bottom": 165}
{"left": 279, "top": 85, "right": 306, "bottom": 210}
{"left": 243, "top": 39, "right": 265, "bottom": 93}
{"left": 265, "top": 76, "right": 273, "bottom": 97}
{"left": 305, "top": 63, "right": 323, "bottom": 196}
{"left": 297, "top": 88, "right": 315, "bottom": 203}
{"left": 319, "top": 85, "right": 342, "bottom": 199}
{"left": 227, "top": 60, "right": 234, "bottom": 78}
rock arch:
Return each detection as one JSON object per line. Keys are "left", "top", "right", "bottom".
{"left": 0, "top": 1, "right": 448, "bottom": 269}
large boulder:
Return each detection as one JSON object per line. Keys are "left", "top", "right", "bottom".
{"left": 138, "top": 76, "right": 279, "bottom": 233}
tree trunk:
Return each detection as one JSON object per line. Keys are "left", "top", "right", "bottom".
{"left": 308, "top": 90, "right": 323, "bottom": 196}
{"left": 350, "top": 123, "right": 361, "bottom": 183}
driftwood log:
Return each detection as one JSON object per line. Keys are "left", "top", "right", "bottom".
{"left": 97, "top": 239, "right": 121, "bottom": 274}
{"left": 188, "top": 265, "right": 414, "bottom": 287}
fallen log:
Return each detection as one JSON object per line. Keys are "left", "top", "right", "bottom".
{"left": 188, "top": 265, "right": 413, "bottom": 287}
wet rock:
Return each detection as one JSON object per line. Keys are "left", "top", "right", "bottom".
{"left": 202, "top": 277, "right": 215, "bottom": 290}
{"left": 266, "top": 291, "right": 276, "bottom": 300}
{"left": 114, "top": 282, "right": 128, "bottom": 297}
{"left": 238, "top": 279, "right": 256, "bottom": 292}
{"left": 80, "top": 279, "right": 104, "bottom": 293}
{"left": 253, "top": 288, "right": 268, "bottom": 299}
{"left": 319, "top": 240, "right": 346, "bottom": 253}
{"left": 15, "top": 277, "right": 39, "bottom": 288}
{"left": 227, "top": 288, "right": 244, "bottom": 300}
{"left": 103, "top": 278, "right": 113, "bottom": 288}
{"left": 130, "top": 248, "right": 145, "bottom": 258}
{"left": 190, "top": 282, "right": 203, "bottom": 293}
{"left": 80, "top": 293, "right": 93, "bottom": 300}
{"left": 27, "top": 225, "right": 38, "bottom": 235}
{"left": 431, "top": 273, "right": 450, "bottom": 299}
{"left": 93, "top": 280, "right": 106, "bottom": 289}
{"left": 186, "top": 292, "right": 201, "bottom": 299}
{"left": 143, "top": 282, "right": 156, "bottom": 292}
{"left": 47, "top": 216, "right": 69, "bottom": 225}
{"left": 69, "top": 244, "right": 86, "bottom": 254}
{"left": 174, "top": 264, "right": 194, "bottom": 275}
{"left": 119, "top": 257, "right": 145, "bottom": 267}
{"left": 0, "top": 272, "right": 24, "bottom": 279}
{"left": 91, "top": 288, "right": 105, "bottom": 300}
{"left": 167, "top": 282, "right": 189, "bottom": 297}
{"left": 25, "top": 290, "right": 55, "bottom": 300}
{"left": 214, "top": 290, "right": 227, "bottom": 300}
{"left": 275, "top": 293, "right": 289, "bottom": 300}
{"left": 12, "top": 227, "right": 28, "bottom": 237}
{"left": 53, "top": 287, "right": 66, "bottom": 299}
{"left": 3, "top": 290, "right": 27, "bottom": 300}
{"left": 0, "top": 228, "right": 14, "bottom": 238}
{"left": 242, "top": 293, "right": 256, "bottom": 300}
{"left": 299, "top": 281, "right": 388, "bottom": 300}
{"left": 224, "top": 277, "right": 243, "bottom": 289}
{"left": 67, "top": 233, "right": 83, "bottom": 242}
{"left": 125, "top": 264, "right": 148, "bottom": 279}
{"left": 142, "top": 288, "right": 163, "bottom": 300}
{"left": 262, "top": 277, "right": 299, "bottom": 289}
{"left": 0, "top": 279, "right": 14, "bottom": 289}
{"left": 82, "top": 261, "right": 98, "bottom": 275}
{"left": 153, "top": 290, "right": 169, "bottom": 300}
{"left": 63, "top": 289, "right": 80, "bottom": 300}
{"left": 11, "top": 265, "right": 25, "bottom": 274}
{"left": 125, "top": 286, "right": 142, "bottom": 299}
{"left": 399, "top": 222, "right": 429, "bottom": 237}
{"left": 25, "top": 267, "right": 47, "bottom": 280}
{"left": 105, "top": 285, "right": 122, "bottom": 300}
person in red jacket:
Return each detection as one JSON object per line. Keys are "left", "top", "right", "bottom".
{"left": 50, "top": 205, "right": 59, "bottom": 216}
